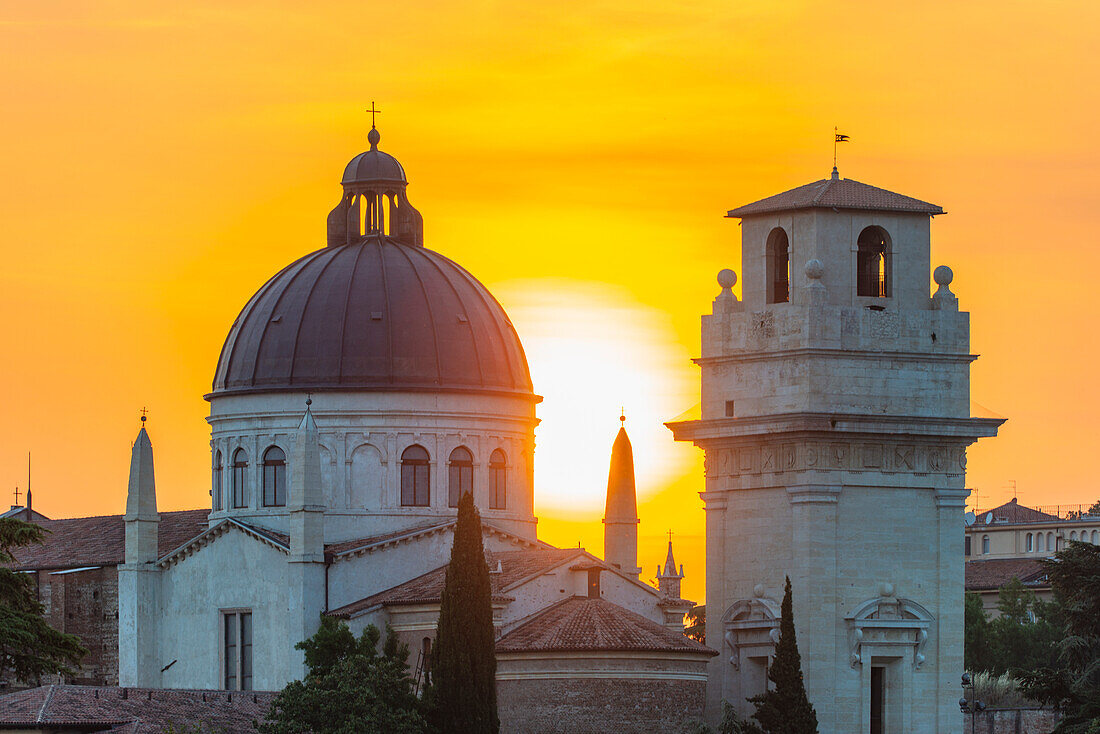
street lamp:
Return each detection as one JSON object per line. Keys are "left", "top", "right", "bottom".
{"left": 959, "top": 673, "right": 986, "bottom": 734}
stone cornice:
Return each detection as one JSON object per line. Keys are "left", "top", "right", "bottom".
{"left": 694, "top": 348, "right": 978, "bottom": 367}
{"left": 667, "top": 412, "right": 1003, "bottom": 443}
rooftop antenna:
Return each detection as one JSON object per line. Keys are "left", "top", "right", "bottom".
{"left": 1007, "top": 479, "right": 1017, "bottom": 500}
{"left": 26, "top": 451, "right": 31, "bottom": 511}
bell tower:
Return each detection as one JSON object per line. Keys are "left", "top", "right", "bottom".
{"left": 668, "top": 170, "right": 1003, "bottom": 733}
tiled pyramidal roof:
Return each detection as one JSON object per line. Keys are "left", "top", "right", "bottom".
{"left": 496, "top": 596, "right": 715, "bottom": 655}
{"left": 726, "top": 175, "right": 943, "bottom": 218}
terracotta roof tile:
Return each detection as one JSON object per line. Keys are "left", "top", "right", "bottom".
{"left": 0, "top": 685, "right": 274, "bottom": 733}
{"left": 328, "top": 547, "right": 583, "bottom": 618}
{"left": 8, "top": 509, "right": 210, "bottom": 571}
{"left": 971, "top": 500, "right": 1060, "bottom": 526}
{"left": 496, "top": 596, "right": 715, "bottom": 655}
{"left": 324, "top": 520, "right": 453, "bottom": 556}
{"left": 965, "top": 558, "right": 1049, "bottom": 592}
{"left": 727, "top": 176, "right": 943, "bottom": 218}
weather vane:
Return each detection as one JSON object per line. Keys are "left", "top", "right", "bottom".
{"left": 833, "top": 126, "right": 850, "bottom": 169}
{"left": 367, "top": 101, "right": 381, "bottom": 129}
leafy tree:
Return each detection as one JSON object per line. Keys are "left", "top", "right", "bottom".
{"left": 747, "top": 577, "right": 818, "bottom": 734}
{"left": 986, "top": 579, "right": 1062, "bottom": 675}
{"left": 256, "top": 617, "right": 427, "bottom": 734}
{"left": 964, "top": 592, "right": 993, "bottom": 673}
{"left": 429, "top": 491, "right": 498, "bottom": 734}
{"left": 0, "top": 518, "right": 86, "bottom": 683}
{"left": 1018, "top": 541, "right": 1100, "bottom": 733}
{"left": 685, "top": 604, "right": 706, "bottom": 643}
{"left": 1088, "top": 499, "right": 1100, "bottom": 517}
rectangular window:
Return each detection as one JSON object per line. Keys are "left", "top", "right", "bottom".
{"left": 964, "top": 535, "right": 971, "bottom": 556}
{"left": 223, "top": 610, "right": 253, "bottom": 691}
{"left": 448, "top": 464, "right": 472, "bottom": 508}
{"left": 232, "top": 465, "right": 248, "bottom": 508}
{"left": 213, "top": 466, "right": 223, "bottom": 511}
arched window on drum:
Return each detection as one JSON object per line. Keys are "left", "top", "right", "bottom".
{"left": 448, "top": 447, "right": 473, "bottom": 508}
{"left": 231, "top": 449, "right": 249, "bottom": 509}
{"left": 213, "top": 450, "right": 223, "bottom": 511}
{"left": 401, "top": 445, "right": 431, "bottom": 507}
{"left": 489, "top": 449, "right": 507, "bottom": 510}
{"left": 262, "top": 446, "right": 287, "bottom": 507}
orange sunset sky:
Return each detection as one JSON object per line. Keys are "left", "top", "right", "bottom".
{"left": 3, "top": 1, "right": 1099, "bottom": 603}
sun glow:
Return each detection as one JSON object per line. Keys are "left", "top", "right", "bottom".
{"left": 491, "top": 279, "right": 697, "bottom": 514}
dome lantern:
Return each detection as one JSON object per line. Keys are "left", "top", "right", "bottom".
{"left": 327, "top": 124, "right": 423, "bottom": 247}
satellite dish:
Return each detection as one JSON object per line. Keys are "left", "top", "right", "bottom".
{"left": 984, "top": 512, "right": 993, "bottom": 524}
{"left": 964, "top": 512, "right": 975, "bottom": 527}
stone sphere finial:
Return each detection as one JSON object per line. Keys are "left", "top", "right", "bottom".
{"left": 805, "top": 259, "right": 824, "bottom": 281}
{"left": 717, "top": 269, "right": 737, "bottom": 289}
{"left": 368, "top": 127, "right": 381, "bottom": 150}
{"left": 753, "top": 583, "right": 765, "bottom": 598}
{"left": 934, "top": 265, "right": 953, "bottom": 287}
{"left": 878, "top": 581, "right": 895, "bottom": 598}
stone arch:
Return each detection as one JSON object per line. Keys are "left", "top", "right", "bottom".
{"left": 765, "top": 227, "right": 790, "bottom": 304}
{"left": 857, "top": 225, "right": 892, "bottom": 297}
{"left": 349, "top": 443, "right": 384, "bottom": 510}
{"left": 847, "top": 595, "right": 933, "bottom": 669}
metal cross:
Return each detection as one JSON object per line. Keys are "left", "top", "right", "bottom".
{"left": 13, "top": 486, "right": 21, "bottom": 505}
{"left": 367, "top": 101, "right": 381, "bottom": 129}
{"left": 667, "top": 529, "right": 673, "bottom": 544}
{"left": 140, "top": 406, "right": 148, "bottom": 424}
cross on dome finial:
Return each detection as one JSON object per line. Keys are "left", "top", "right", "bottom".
{"left": 366, "top": 102, "right": 382, "bottom": 150}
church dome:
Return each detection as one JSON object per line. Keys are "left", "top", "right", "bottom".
{"left": 211, "top": 235, "right": 534, "bottom": 398}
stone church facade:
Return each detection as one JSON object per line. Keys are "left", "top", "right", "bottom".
{"left": 669, "top": 168, "right": 1002, "bottom": 733}
{"left": 104, "top": 125, "right": 711, "bottom": 730}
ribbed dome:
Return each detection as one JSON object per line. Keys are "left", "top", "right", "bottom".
{"left": 341, "top": 150, "right": 406, "bottom": 185}
{"left": 211, "top": 236, "right": 534, "bottom": 398}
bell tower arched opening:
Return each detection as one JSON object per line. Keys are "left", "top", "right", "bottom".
{"left": 857, "top": 226, "right": 891, "bottom": 298}
{"left": 765, "top": 228, "right": 790, "bottom": 304}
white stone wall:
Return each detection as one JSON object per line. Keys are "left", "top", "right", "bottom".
{"left": 206, "top": 390, "right": 538, "bottom": 543}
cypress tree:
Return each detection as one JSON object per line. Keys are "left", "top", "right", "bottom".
{"left": 430, "top": 491, "right": 499, "bottom": 733}
{"left": 748, "top": 576, "right": 819, "bottom": 734}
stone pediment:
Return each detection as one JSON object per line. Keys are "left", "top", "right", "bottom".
{"left": 846, "top": 591, "right": 933, "bottom": 669}
{"left": 155, "top": 518, "right": 289, "bottom": 569}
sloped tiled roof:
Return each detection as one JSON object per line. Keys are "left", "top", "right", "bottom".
{"left": 726, "top": 175, "right": 943, "bottom": 218}
{"left": 0, "top": 685, "right": 274, "bottom": 733}
{"left": 328, "top": 547, "right": 584, "bottom": 618}
{"left": 7, "top": 509, "right": 210, "bottom": 571}
{"left": 971, "top": 499, "right": 1060, "bottom": 526}
{"left": 965, "top": 558, "right": 1049, "bottom": 592}
{"left": 496, "top": 596, "right": 715, "bottom": 655}
{"left": 325, "top": 520, "right": 455, "bottom": 557}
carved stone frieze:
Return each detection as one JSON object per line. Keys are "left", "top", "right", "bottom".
{"left": 705, "top": 440, "right": 967, "bottom": 478}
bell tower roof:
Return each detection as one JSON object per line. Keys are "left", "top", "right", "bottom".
{"left": 726, "top": 174, "right": 943, "bottom": 218}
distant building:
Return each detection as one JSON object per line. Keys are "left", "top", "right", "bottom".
{"left": 963, "top": 498, "right": 1100, "bottom": 614}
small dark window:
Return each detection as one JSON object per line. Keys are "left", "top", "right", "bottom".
{"left": 231, "top": 449, "right": 249, "bottom": 509}
{"left": 213, "top": 450, "right": 223, "bottom": 511}
{"left": 401, "top": 445, "right": 431, "bottom": 507}
{"left": 857, "top": 226, "right": 890, "bottom": 297}
{"left": 725, "top": 401, "right": 736, "bottom": 417}
{"left": 766, "top": 228, "right": 790, "bottom": 304}
{"left": 587, "top": 568, "right": 601, "bottom": 598}
{"left": 262, "top": 446, "right": 287, "bottom": 507}
{"left": 489, "top": 449, "right": 507, "bottom": 510}
{"left": 448, "top": 447, "right": 473, "bottom": 508}
{"left": 964, "top": 535, "right": 971, "bottom": 556}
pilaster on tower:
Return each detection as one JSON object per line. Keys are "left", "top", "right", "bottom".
{"left": 603, "top": 414, "right": 641, "bottom": 579}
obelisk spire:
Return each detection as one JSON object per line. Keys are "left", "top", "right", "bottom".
{"left": 603, "top": 413, "right": 640, "bottom": 578}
